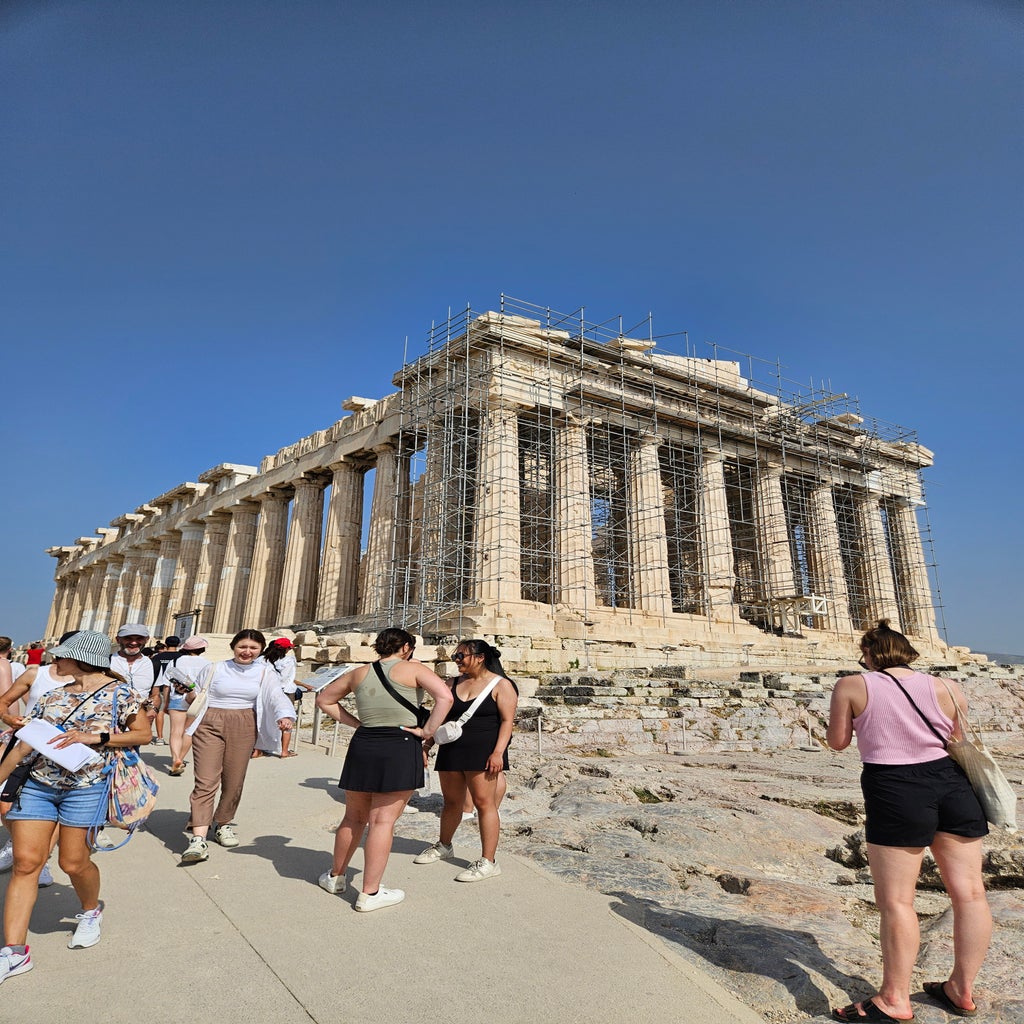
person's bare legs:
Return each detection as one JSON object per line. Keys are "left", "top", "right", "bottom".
{"left": 361, "top": 791, "right": 413, "bottom": 893}
{"left": 168, "top": 710, "right": 190, "bottom": 769}
{"left": 855, "top": 843, "right": 924, "bottom": 1021}
{"left": 56, "top": 825, "right": 100, "bottom": 913}
{"left": 438, "top": 771, "right": 468, "bottom": 846}
{"left": 330, "top": 791, "right": 371, "bottom": 880}
{"left": 280, "top": 726, "right": 293, "bottom": 757}
{"left": 929, "top": 832, "right": 991, "bottom": 1013}
{"left": 3, "top": 820, "right": 55, "bottom": 944}
{"left": 466, "top": 770, "right": 500, "bottom": 862}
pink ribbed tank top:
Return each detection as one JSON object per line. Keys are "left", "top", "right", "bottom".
{"left": 852, "top": 671, "right": 953, "bottom": 765}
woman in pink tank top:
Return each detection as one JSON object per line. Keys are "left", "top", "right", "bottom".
{"left": 827, "top": 620, "right": 990, "bottom": 1022}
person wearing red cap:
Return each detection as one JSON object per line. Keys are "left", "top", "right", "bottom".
{"left": 253, "top": 638, "right": 308, "bottom": 758}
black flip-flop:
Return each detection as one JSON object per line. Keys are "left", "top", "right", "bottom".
{"left": 922, "top": 981, "right": 977, "bottom": 1017}
{"left": 832, "top": 998, "right": 913, "bottom": 1023}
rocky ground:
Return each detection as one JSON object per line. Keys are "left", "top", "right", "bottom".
{"left": 398, "top": 742, "right": 1024, "bottom": 1023}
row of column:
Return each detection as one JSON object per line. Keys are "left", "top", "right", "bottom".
{"left": 51, "top": 456, "right": 377, "bottom": 641}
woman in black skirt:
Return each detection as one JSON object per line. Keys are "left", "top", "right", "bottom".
{"left": 415, "top": 640, "right": 518, "bottom": 883}
{"left": 314, "top": 628, "right": 452, "bottom": 912}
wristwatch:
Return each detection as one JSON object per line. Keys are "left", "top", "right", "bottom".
{"left": 97, "top": 731, "right": 110, "bottom": 746}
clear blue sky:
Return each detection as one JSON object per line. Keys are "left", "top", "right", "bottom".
{"left": 1, "top": 0, "right": 1020, "bottom": 653}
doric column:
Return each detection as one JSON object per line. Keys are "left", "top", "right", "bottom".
{"left": 360, "top": 444, "right": 412, "bottom": 615}
{"left": 553, "top": 415, "right": 596, "bottom": 610}
{"left": 211, "top": 501, "right": 261, "bottom": 634}
{"left": 807, "top": 483, "right": 853, "bottom": 635}
{"left": 107, "top": 557, "right": 138, "bottom": 634}
{"left": 317, "top": 460, "right": 366, "bottom": 619}
{"left": 164, "top": 523, "right": 205, "bottom": 628}
{"left": 753, "top": 462, "right": 796, "bottom": 600}
{"left": 145, "top": 532, "right": 181, "bottom": 638}
{"left": 61, "top": 572, "right": 87, "bottom": 636}
{"left": 92, "top": 556, "right": 124, "bottom": 636}
{"left": 45, "top": 576, "right": 70, "bottom": 640}
{"left": 243, "top": 490, "right": 290, "bottom": 628}
{"left": 191, "top": 512, "right": 231, "bottom": 633}
{"left": 699, "top": 449, "right": 737, "bottom": 619}
{"left": 626, "top": 433, "right": 672, "bottom": 615}
{"left": 469, "top": 404, "right": 522, "bottom": 606}
{"left": 887, "top": 497, "right": 940, "bottom": 641}
{"left": 77, "top": 563, "right": 108, "bottom": 632}
{"left": 125, "top": 545, "right": 159, "bottom": 626}
{"left": 277, "top": 476, "right": 326, "bottom": 624}
{"left": 855, "top": 492, "right": 900, "bottom": 625}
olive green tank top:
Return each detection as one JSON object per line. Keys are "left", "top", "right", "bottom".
{"left": 353, "top": 658, "right": 424, "bottom": 728}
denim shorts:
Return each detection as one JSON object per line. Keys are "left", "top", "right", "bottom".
{"left": 167, "top": 693, "right": 188, "bottom": 712}
{"left": 6, "top": 777, "right": 108, "bottom": 828}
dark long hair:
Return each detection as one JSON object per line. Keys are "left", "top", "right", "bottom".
{"left": 374, "top": 628, "right": 415, "bottom": 658}
{"left": 458, "top": 639, "right": 519, "bottom": 694}
{"left": 230, "top": 629, "right": 266, "bottom": 653}
{"left": 264, "top": 640, "right": 292, "bottom": 668}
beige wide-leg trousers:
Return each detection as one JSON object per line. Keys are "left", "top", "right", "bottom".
{"left": 189, "top": 707, "right": 257, "bottom": 829}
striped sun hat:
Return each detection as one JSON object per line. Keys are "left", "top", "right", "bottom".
{"left": 48, "top": 630, "right": 114, "bottom": 669}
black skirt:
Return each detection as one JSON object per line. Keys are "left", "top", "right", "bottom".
{"left": 339, "top": 727, "right": 424, "bottom": 793}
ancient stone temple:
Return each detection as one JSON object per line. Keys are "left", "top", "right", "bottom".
{"left": 43, "top": 298, "right": 945, "bottom": 671}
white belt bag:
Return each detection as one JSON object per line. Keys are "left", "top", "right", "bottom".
{"left": 434, "top": 677, "right": 500, "bottom": 745}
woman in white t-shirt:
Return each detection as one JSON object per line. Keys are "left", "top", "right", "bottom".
{"left": 253, "top": 639, "right": 308, "bottom": 758}
{"left": 178, "top": 630, "right": 294, "bottom": 865}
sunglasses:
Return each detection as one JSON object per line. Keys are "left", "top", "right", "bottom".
{"left": 452, "top": 652, "right": 472, "bottom": 662}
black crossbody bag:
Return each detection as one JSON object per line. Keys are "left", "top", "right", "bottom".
{"left": 372, "top": 662, "right": 429, "bottom": 728}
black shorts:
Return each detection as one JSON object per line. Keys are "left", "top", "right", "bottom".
{"left": 338, "top": 727, "right": 424, "bottom": 793}
{"left": 861, "top": 756, "right": 988, "bottom": 847}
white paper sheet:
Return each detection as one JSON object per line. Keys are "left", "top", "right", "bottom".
{"left": 16, "top": 720, "right": 104, "bottom": 772}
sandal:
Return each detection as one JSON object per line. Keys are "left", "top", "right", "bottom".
{"left": 922, "top": 982, "right": 977, "bottom": 1017}
{"left": 832, "top": 998, "right": 913, "bottom": 1023}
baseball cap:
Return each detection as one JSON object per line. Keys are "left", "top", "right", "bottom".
{"left": 117, "top": 623, "right": 150, "bottom": 640}
{"left": 180, "top": 636, "right": 208, "bottom": 651}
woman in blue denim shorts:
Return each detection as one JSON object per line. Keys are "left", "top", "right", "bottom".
{"left": 0, "top": 630, "right": 151, "bottom": 985}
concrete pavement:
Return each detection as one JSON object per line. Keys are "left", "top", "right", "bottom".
{"left": 0, "top": 737, "right": 763, "bottom": 1023}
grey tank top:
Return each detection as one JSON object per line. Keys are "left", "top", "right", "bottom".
{"left": 352, "top": 658, "right": 423, "bottom": 728}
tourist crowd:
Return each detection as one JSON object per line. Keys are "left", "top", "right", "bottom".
{"left": 0, "top": 621, "right": 995, "bottom": 1020}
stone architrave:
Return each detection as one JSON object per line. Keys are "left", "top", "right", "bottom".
{"left": 191, "top": 512, "right": 231, "bottom": 633}
{"left": 317, "top": 460, "right": 365, "bottom": 619}
{"left": 855, "top": 492, "right": 901, "bottom": 626}
{"left": 470, "top": 403, "right": 522, "bottom": 606}
{"left": 92, "top": 556, "right": 125, "bottom": 636}
{"left": 164, "top": 523, "right": 205, "bottom": 627}
{"left": 554, "top": 415, "right": 597, "bottom": 610}
{"left": 77, "top": 563, "right": 107, "bottom": 632}
{"left": 145, "top": 533, "right": 181, "bottom": 638}
{"left": 211, "top": 501, "right": 260, "bottom": 634}
{"left": 887, "top": 497, "right": 940, "bottom": 642}
{"left": 753, "top": 462, "right": 796, "bottom": 603}
{"left": 807, "top": 483, "right": 854, "bottom": 635}
{"left": 626, "top": 433, "right": 672, "bottom": 616}
{"left": 242, "top": 490, "right": 290, "bottom": 629}
{"left": 359, "top": 444, "right": 411, "bottom": 616}
{"left": 699, "top": 449, "right": 737, "bottom": 619}
{"left": 278, "top": 476, "right": 326, "bottom": 624}
{"left": 125, "top": 544, "right": 159, "bottom": 626}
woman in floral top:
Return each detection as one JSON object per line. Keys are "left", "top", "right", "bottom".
{"left": 0, "top": 630, "right": 151, "bottom": 984}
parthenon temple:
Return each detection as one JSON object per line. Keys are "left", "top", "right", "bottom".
{"left": 44, "top": 297, "right": 946, "bottom": 671}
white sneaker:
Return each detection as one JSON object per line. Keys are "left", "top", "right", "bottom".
{"left": 455, "top": 858, "right": 501, "bottom": 882}
{"left": 355, "top": 887, "right": 405, "bottom": 912}
{"left": 68, "top": 901, "right": 103, "bottom": 949}
{"left": 214, "top": 824, "right": 239, "bottom": 848}
{"left": 0, "top": 946, "right": 32, "bottom": 983}
{"left": 92, "top": 830, "right": 116, "bottom": 850}
{"left": 0, "top": 839, "right": 13, "bottom": 871}
{"left": 180, "top": 836, "right": 209, "bottom": 863}
{"left": 413, "top": 841, "right": 455, "bottom": 865}
{"left": 318, "top": 870, "right": 346, "bottom": 895}
{"left": 37, "top": 865, "right": 54, "bottom": 887}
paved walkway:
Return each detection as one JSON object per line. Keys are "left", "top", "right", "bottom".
{"left": 0, "top": 739, "right": 763, "bottom": 1023}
